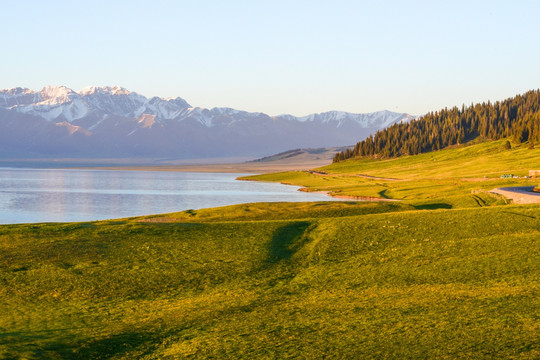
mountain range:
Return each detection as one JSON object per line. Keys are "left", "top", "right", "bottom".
{"left": 0, "top": 86, "right": 414, "bottom": 160}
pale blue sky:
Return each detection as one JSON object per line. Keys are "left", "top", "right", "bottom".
{"left": 1, "top": 0, "right": 539, "bottom": 116}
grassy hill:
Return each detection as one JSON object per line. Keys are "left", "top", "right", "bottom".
{"left": 243, "top": 140, "right": 540, "bottom": 208}
{"left": 1, "top": 140, "right": 539, "bottom": 359}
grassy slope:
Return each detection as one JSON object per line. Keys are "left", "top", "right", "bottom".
{"left": 1, "top": 140, "right": 540, "bottom": 359}
{"left": 325, "top": 140, "right": 540, "bottom": 178}
{"left": 1, "top": 203, "right": 539, "bottom": 359}
{"left": 243, "top": 140, "right": 540, "bottom": 208}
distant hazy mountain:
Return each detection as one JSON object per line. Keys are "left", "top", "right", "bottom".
{"left": 0, "top": 86, "right": 414, "bottom": 159}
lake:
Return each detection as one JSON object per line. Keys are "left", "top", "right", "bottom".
{"left": 0, "top": 168, "right": 337, "bottom": 224}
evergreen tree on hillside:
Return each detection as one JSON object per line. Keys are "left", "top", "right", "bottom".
{"left": 333, "top": 90, "right": 540, "bottom": 162}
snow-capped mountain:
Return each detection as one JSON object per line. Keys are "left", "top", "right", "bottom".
{"left": 1, "top": 85, "right": 191, "bottom": 122}
{"left": 0, "top": 86, "right": 414, "bottom": 159}
{"left": 296, "top": 110, "right": 413, "bottom": 128}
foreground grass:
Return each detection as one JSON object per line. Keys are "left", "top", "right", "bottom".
{"left": 1, "top": 201, "right": 539, "bottom": 359}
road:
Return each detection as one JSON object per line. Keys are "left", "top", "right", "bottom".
{"left": 490, "top": 186, "right": 540, "bottom": 204}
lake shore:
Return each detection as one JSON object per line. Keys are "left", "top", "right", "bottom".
{"left": 0, "top": 153, "right": 334, "bottom": 174}
{"left": 0, "top": 168, "right": 339, "bottom": 224}
{"left": 83, "top": 159, "right": 330, "bottom": 174}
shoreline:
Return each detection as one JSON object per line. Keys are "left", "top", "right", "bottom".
{"left": 0, "top": 159, "right": 333, "bottom": 175}
{"left": 241, "top": 178, "right": 400, "bottom": 203}
{"left": 79, "top": 155, "right": 336, "bottom": 174}
{"left": 296, "top": 187, "right": 400, "bottom": 202}
{"left": 2, "top": 157, "right": 405, "bottom": 204}
{"left": 0, "top": 166, "right": 348, "bottom": 225}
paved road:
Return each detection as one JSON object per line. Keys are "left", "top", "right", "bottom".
{"left": 490, "top": 186, "right": 540, "bottom": 204}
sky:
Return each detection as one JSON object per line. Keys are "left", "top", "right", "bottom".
{"left": 1, "top": 0, "right": 540, "bottom": 116}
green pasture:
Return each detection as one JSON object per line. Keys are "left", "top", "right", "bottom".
{"left": 1, "top": 201, "right": 539, "bottom": 359}
{"left": 242, "top": 140, "right": 540, "bottom": 208}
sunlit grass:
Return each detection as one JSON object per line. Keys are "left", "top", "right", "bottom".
{"left": 1, "top": 202, "right": 539, "bottom": 359}
{"left": 242, "top": 140, "right": 540, "bottom": 207}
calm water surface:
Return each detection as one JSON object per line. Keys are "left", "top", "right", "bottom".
{"left": 0, "top": 168, "right": 336, "bottom": 224}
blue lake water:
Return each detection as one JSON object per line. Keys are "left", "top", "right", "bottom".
{"left": 0, "top": 168, "right": 337, "bottom": 224}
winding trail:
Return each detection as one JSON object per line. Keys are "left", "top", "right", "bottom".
{"left": 306, "top": 170, "right": 404, "bottom": 181}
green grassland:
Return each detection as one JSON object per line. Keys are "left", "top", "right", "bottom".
{"left": 242, "top": 140, "right": 540, "bottom": 208}
{"left": 1, "top": 140, "right": 540, "bottom": 359}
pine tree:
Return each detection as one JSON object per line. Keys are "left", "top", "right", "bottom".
{"left": 333, "top": 90, "right": 540, "bottom": 163}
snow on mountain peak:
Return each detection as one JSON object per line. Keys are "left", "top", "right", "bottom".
{"left": 0, "top": 85, "right": 418, "bottom": 160}
{"left": 108, "top": 85, "right": 130, "bottom": 95}
{"left": 295, "top": 109, "right": 412, "bottom": 128}
{"left": 78, "top": 85, "right": 131, "bottom": 96}
{"left": 0, "top": 85, "right": 193, "bottom": 122}
{"left": 0, "top": 87, "right": 40, "bottom": 108}
{"left": 39, "top": 85, "right": 78, "bottom": 105}
{"left": 0, "top": 85, "right": 413, "bottom": 135}
{"left": 1, "top": 87, "right": 36, "bottom": 96}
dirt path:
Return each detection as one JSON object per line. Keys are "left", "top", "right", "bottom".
{"left": 306, "top": 170, "right": 403, "bottom": 181}
{"left": 352, "top": 174, "right": 404, "bottom": 181}
{"left": 489, "top": 186, "right": 540, "bottom": 204}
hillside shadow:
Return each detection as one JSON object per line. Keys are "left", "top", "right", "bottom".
{"left": 45, "top": 330, "right": 158, "bottom": 360}
{"left": 0, "top": 328, "right": 160, "bottom": 360}
{"left": 267, "top": 222, "right": 311, "bottom": 263}
{"left": 414, "top": 203, "right": 453, "bottom": 210}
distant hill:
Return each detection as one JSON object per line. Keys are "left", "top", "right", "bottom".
{"left": 0, "top": 86, "right": 414, "bottom": 160}
{"left": 249, "top": 147, "right": 349, "bottom": 163}
{"left": 334, "top": 90, "right": 540, "bottom": 162}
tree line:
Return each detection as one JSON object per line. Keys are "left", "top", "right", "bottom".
{"left": 333, "top": 90, "right": 540, "bottom": 162}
